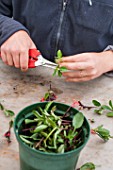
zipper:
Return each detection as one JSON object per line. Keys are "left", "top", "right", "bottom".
{"left": 55, "top": 0, "right": 68, "bottom": 54}
{"left": 89, "top": 0, "right": 92, "bottom": 6}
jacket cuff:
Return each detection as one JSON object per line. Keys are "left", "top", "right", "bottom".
{"left": 104, "top": 45, "right": 113, "bottom": 51}
{"left": 0, "top": 28, "right": 30, "bottom": 46}
{"left": 0, "top": 16, "right": 30, "bottom": 46}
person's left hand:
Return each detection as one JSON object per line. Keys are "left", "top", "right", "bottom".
{"left": 59, "top": 51, "right": 113, "bottom": 82}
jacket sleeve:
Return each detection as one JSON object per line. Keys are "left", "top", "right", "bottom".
{"left": 0, "top": 0, "right": 29, "bottom": 46}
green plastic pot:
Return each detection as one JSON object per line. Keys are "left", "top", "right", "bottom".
{"left": 14, "top": 102, "right": 90, "bottom": 170}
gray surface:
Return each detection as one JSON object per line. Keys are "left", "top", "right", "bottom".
{"left": 0, "top": 60, "right": 113, "bottom": 170}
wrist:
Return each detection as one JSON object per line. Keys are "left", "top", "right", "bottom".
{"left": 102, "top": 50, "right": 113, "bottom": 73}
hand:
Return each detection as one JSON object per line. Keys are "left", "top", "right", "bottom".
{"left": 59, "top": 51, "right": 113, "bottom": 82}
{"left": 0, "top": 30, "right": 36, "bottom": 71}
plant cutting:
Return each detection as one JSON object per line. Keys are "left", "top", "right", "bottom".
{"left": 0, "top": 101, "right": 15, "bottom": 143}
{"left": 14, "top": 101, "right": 90, "bottom": 170}
{"left": 77, "top": 162, "right": 96, "bottom": 170}
{"left": 40, "top": 83, "right": 57, "bottom": 102}
{"left": 0, "top": 102, "right": 15, "bottom": 117}
{"left": 92, "top": 99, "right": 113, "bottom": 117}
{"left": 53, "top": 50, "right": 67, "bottom": 77}
{"left": 91, "top": 125, "right": 113, "bottom": 141}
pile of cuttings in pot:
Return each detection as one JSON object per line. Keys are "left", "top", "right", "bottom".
{"left": 19, "top": 102, "right": 85, "bottom": 153}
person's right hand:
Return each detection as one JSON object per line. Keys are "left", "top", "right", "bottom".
{"left": 0, "top": 30, "right": 36, "bottom": 71}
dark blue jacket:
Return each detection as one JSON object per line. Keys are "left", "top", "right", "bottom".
{"left": 0, "top": 0, "right": 113, "bottom": 61}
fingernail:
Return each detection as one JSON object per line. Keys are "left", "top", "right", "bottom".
{"left": 21, "top": 68, "right": 27, "bottom": 72}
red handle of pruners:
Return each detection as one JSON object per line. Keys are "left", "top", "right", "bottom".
{"left": 28, "top": 58, "right": 37, "bottom": 68}
{"left": 29, "top": 49, "right": 41, "bottom": 59}
{"left": 0, "top": 49, "right": 41, "bottom": 68}
{"left": 28, "top": 49, "right": 41, "bottom": 68}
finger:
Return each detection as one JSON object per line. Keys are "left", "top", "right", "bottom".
{"left": 13, "top": 53, "right": 20, "bottom": 68}
{"left": 1, "top": 51, "right": 8, "bottom": 65}
{"left": 62, "top": 70, "right": 90, "bottom": 78}
{"left": 60, "top": 62, "right": 89, "bottom": 70}
{"left": 20, "top": 50, "right": 29, "bottom": 71}
{"left": 6, "top": 53, "right": 14, "bottom": 66}
{"left": 65, "top": 76, "right": 92, "bottom": 82}
{"left": 60, "top": 54, "right": 88, "bottom": 63}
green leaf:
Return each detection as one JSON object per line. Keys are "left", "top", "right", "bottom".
{"left": 101, "top": 105, "right": 112, "bottom": 110}
{"left": 51, "top": 105, "right": 56, "bottom": 112}
{"left": 94, "top": 125, "right": 112, "bottom": 141}
{"left": 58, "top": 70, "right": 62, "bottom": 77}
{"left": 34, "top": 125, "right": 48, "bottom": 133}
{"left": 33, "top": 110, "right": 43, "bottom": 119}
{"left": 57, "top": 50, "right": 62, "bottom": 59}
{"left": 20, "top": 135, "right": 31, "bottom": 139}
{"left": 67, "top": 131, "right": 78, "bottom": 141}
{"left": 44, "top": 127, "right": 57, "bottom": 147}
{"left": 44, "top": 101, "right": 53, "bottom": 112}
{"left": 39, "top": 147, "right": 48, "bottom": 152}
{"left": 53, "top": 129, "right": 61, "bottom": 149}
{"left": 38, "top": 107, "right": 46, "bottom": 117}
{"left": 44, "top": 92, "right": 49, "bottom": 100}
{"left": 80, "top": 162, "right": 95, "bottom": 170}
{"left": 106, "top": 112, "right": 113, "bottom": 117}
{"left": 59, "top": 66, "right": 67, "bottom": 72}
{"left": 51, "top": 107, "right": 59, "bottom": 120}
{"left": 30, "top": 133, "right": 40, "bottom": 140}
{"left": 72, "top": 112, "right": 84, "bottom": 130}
{"left": 92, "top": 100, "right": 101, "bottom": 107}
{"left": 40, "top": 131, "right": 48, "bottom": 138}
{"left": 3, "top": 110, "right": 10, "bottom": 117}
{"left": 20, "top": 135, "right": 34, "bottom": 145}
{"left": 57, "top": 144, "right": 65, "bottom": 153}
{"left": 57, "top": 138, "right": 64, "bottom": 143}
{"left": 53, "top": 50, "right": 66, "bottom": 77}
{"left": 53, "top": 68, "right": 58, "bottom": 76}
{"left": 0, "top": 103, "right": 4, "bottom": 110}
{"left": 9, "top": 119, "right": 14, "bottom": 129}
{"left": 47, "top": 117, "right": 57, "bottom": 128}
{"left": 38, "top": 106, "right": 44, "bottom": 113}
{"left": 98, "top": 127, "right": 110, "bottom": 136}
{"left": 109, "top": 100, "right": 113, "bottom": 109}
{"left": 94, "top": 109, "right": 103, "bottom": 115}
{"left": 25, "top": 119, "right": 38, "bottom": 124}
{"left": 4, "top": 110, "right": 15, "bottom": 117}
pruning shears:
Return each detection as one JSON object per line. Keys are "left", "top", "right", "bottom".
{"left": 28, "top": 49, "right": 57, "bottom": 69}
{"left": 0, "top": 49, "right": 57, "bottom": 69}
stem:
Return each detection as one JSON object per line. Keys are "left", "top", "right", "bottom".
{"left": 78, "top": 101, "right": 95, "bottom": 110}
{"left": 35, "top": 137, "right": 44, "bottom": 149}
